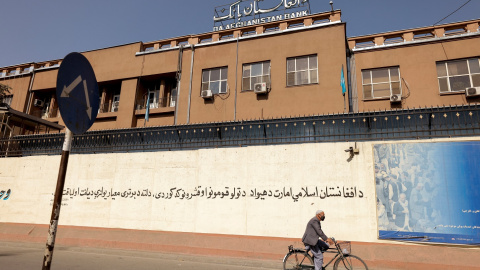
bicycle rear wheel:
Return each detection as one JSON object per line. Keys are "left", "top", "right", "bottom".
{"left": 333, "top": 254, "right": 368, "bottom": 270}
{"left": 283, "top": 251, "right": 314, "bottom": 270}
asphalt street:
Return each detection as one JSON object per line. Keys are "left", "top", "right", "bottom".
{"left": 0, "top": 241, "right": 281, "bottom": 270}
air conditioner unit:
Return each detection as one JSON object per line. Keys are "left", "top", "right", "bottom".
{"left": 33, "top": 99, "right": 44, "bottom": 107}
{"left": 111, "top": 101, "right": 119, "bottom": 112}
{"left": 201, "top": 89, "right": 213, "bottom": 99}
{"left": 254, "top": 82, "right": 268, "bottom": 94}
{"left": 465, "top": 87, "right": 480, "bottom": 98}
{"left": 390, "top": 94, "right": 401, "bottom": 103}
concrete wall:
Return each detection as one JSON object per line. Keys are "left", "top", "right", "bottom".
{"left": 1, "top": 140, "right": 375, "bottom": 242}
{"left": 3, "top": 138, "right": 480, "bottom": 269}
{"left": 2, "top": 136, "right": 478, "bottom": 245}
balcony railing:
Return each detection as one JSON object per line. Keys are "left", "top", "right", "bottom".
{"left": 2, "top": 105, "right": 480, "bottom": 157}
{"left": 98, "top": 102, "right": 119, "bottom": 113}
{"left": 136, "top": 97, "right": 175, "bottom": 110}
{"left": 30, "top": 108, "right": 59, "bottom": 119}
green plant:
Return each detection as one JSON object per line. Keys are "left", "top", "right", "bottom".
{"left": 0, "top": 83, "right": 11, "bottom": 101}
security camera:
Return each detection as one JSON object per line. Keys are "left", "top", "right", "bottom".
{"left": 345, "top": 147, "right": 353, "bottom": 153}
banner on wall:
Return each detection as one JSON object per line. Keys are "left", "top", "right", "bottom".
{"left": 374, "top": 141, "right": 480, "bottom": 245}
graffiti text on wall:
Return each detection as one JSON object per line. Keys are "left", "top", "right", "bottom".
{"left": 62, "top": 186, "right": 364, "bottom": 203}
{"left": 0, "top": 189, "right": 11, "bottom": 200}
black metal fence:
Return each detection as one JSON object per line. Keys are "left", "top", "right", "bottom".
{"left": 2, "top": 105, "right": 480, "bottom": 157}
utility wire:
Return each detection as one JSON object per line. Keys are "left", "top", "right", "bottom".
{"left": 433, "top": 0, "right": 472, "bottom": 26}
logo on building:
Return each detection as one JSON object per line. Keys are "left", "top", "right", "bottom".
{"left": 213, "top": 0, "right": 310, "bottom": 31}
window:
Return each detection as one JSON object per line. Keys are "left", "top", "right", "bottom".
{"left": 362, "top": 67, "right": 401, "bottom": 99}
{"left": 1, "top": 95, "right": 12, "bottom": 106}
{"left": 144, "top": 81, "right": 161, "bottom": 109}
{"left": 111, "top": 95, "right": 120, "bottom": 112}
{"left": 201, "top": 67, "right": 228, "bottom": 94}
{"left": 436, "top": 58, "right": 480, "bottom": 93}
{"left": 286, "top": 55, "right": 318, "bottom": 86}
{"left": 242, "top": 61, "right": 270, "bottom": 91}
{"left": 170, "top": 88, "right": 177, "bottom": 107}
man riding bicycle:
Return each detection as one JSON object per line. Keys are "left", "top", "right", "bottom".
{"left": 302, "top": 210, "right": 334, "bottom": 270}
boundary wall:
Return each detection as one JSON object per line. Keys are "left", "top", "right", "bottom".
{"left": 1, "top": 138, "right": 479, "bottom": 269}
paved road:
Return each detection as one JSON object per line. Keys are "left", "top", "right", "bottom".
{"left": 0, "top": 241, "right": 281, "bottom": 270}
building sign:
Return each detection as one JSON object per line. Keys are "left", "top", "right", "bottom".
{"left": 213, "top": 0, "right": 310, "bottom": 31}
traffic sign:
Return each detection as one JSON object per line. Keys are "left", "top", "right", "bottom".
{"left": 56, "top": 52, "right": 99, "bottom": 135}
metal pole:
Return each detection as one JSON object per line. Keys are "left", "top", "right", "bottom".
{"left": 186, "top": 45, "right": 195, "bottom": 124}
{"left": 42, "top": 128, "right": 73, "bottom": 270}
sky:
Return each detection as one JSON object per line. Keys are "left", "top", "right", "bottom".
{"left": 1, "top": 0, "right": 479, "bottom": 68}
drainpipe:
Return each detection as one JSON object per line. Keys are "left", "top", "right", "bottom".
{"left": 174, "top": 45, "right": 184, "bottom": 125}
{"left": 186, "top": 44, "right": 195, "bottom": 124}
{"left": 26, "top": 68, "right": 36, "bottom": 114}
{"left": 234, "top": 37, "right": 239, "bottom": 121}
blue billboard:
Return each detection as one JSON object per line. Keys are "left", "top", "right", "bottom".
{"left": 374, "top": 141, "right": 480, "bottom": 245}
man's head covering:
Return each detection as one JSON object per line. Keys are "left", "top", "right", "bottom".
{"left": 316, "top": 210, "right": 324, "bottom": 215}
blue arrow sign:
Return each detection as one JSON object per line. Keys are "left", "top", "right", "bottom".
{"left": 56, "top": 53, "right": 99, "bottom": 135}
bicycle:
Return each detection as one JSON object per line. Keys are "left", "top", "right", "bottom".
{"left": 283, "top": 237, "right": 368, "bottom": 270}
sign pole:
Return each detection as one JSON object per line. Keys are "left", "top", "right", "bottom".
{"left": 42, "top": 128, "right": 73, "bottom": 270}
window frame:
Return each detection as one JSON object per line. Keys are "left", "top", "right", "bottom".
{"left": 361, "top": 66, "right": 402, "bottom": 100}
{"left": 286, "top": 54, "right": 318, "bottom": 87}
{"left": 201, "top": 66, "right": 228, "bottom": 95}
{"left": 241, "top": 61, "right": 271, "bottom": 92}
{"left": 436, "top": 57, "right": 480, "bottom": 94}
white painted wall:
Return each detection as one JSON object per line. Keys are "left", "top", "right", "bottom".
{"left": 3, "top": 138, "right": 471, "bottom": 243}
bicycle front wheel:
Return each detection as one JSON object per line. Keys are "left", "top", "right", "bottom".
{"left": 333, "top": 254, "right": 368, "bottom": 270}
{"left": 283, "top": 251, "right": 314, "bottom": 270}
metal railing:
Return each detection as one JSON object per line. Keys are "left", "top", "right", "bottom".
{"left": 98, "top": 102, "right": 119, "bottom": 113}
{"left": 2, "top": 105, "right": 480, "bottom": 157}
{"left": 135, "top": 97, "right": 175, "bottom": 110}
{"left": 30, "top": 108, "right": 59, "bottom": 119}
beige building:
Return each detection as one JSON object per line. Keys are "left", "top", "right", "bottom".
{"left": 348, "top": 19, "right": 480, "bottom": 112}
{"left": 1, "top": 8, "right": 480, "bottom": 270}
{"left": 0, "top": 11, "right": 479, "bottom": 134}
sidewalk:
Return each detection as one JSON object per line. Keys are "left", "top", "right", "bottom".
{"left": 1, "top": 222, "right": 479, "bottom": 270}
{"left": 1, "top": 241, "right": 282, "bottom": 270}
{"left": 1, "top": 241, "right": 399, "bottom": 270}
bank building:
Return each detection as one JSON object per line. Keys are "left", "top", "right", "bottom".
{"left": 1, "top": 2, "right": 479, "bottom": 269}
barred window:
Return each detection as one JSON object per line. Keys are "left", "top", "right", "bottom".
{"left": 362, "top": 67, "right": 401, "bottom": 99}
{"left": 242, "top": 61, "right": 270, "bottom": 91}
{"left": 286, "top": 55, "right": 318, "bottom": 86}
{"left": 436, "top": 58, "right": 480, "bottom": 93}
{"left": 201, "top": 67, "right": 228, "bottom": 95}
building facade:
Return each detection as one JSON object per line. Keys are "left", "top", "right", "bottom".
{"left": 1, "top": 8, "right": 480, "bottom": 270}
{"left": 0, "top": 11, "right": 479, "bottom": 134}
{"left": 348, "top": 19, "right": 480, "bottom": 112}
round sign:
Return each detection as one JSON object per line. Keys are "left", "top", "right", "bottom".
{"left": 56, "top": 52, "right": 99, "bottom": 135}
